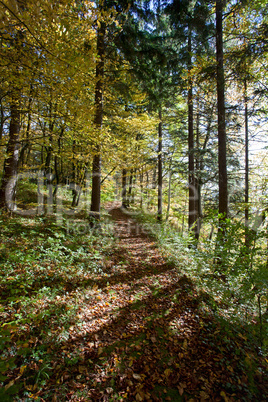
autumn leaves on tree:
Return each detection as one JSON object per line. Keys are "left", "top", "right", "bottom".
{"left": 0, "top": 0, "right": 267, "bottom": 242}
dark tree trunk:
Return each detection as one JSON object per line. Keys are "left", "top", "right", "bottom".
{"left": 45, "top": 101, "right": 55, "bottom": 177}
{"left": 0, "top": 100, "right": 20, "bottom": 209}
{"left": 72, "top": 140, "right": 77, "bottom": 207}
{"left": 19, "top": 85, "right": 33, "bottom": 167}
{"left": 188, "top": 31, "right": 198, "bottom": 238}
{"left": 122, "top": 168, "right": 128, "bottom": 209}
{"left": 146, "top": 169, "right": 150, "bottom": 210}
{"left": 152, "top": 166, "right": 157, "bottom": 189}
{"left": 166, "top": 168, "right": 172, "bottom": 222}
{"left": 53, "top": 126, "right": 64, "bottom": 198}
{"left": 0, "top": 100, "right": 4, "bottom": 143}
{"left": 157, "top": 107, "right": 163, "bottom": 222}
{"left": 53, "top": 154, "right": 59, "bottom": 199}
{"left": 128, "top": 168, "right": 133, "bottom": 202}
{"left": 131, "top": 169, "right": 136, "bottom": 204}
{"left": 216, "top": 0, "right": 228, "bottom": 227}
{"left": 91, "top": 20, "right": 105, "bottom": 219}
{"left": 195, "top": 96, "right": 201, "bottom": 240}
{"left": 140, "top": 167, "right": 143, "bottom": 209}
{"left": 244, "top": 79, "right": 250, "bottom": 248}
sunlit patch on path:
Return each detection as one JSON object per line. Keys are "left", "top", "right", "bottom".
{"left": 60, "top": 207, "right": 264, "bottom": 401}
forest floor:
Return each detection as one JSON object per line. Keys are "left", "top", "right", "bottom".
{"left": 0, "top": 205, "right": 267, "bottom": 401}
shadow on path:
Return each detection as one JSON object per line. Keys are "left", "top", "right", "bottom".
{"left": 57, "top": 207, "right": 267, "bottom": 401}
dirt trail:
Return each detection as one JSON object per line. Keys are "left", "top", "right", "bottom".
{"left": 1, "top": 208, "right": 267, "bottom": 401}
{"left": 67, "top": 207, "right": 266, "bottom": 401}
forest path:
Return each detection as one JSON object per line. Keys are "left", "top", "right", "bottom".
{"left": 1, "top": 206, "right": 266, "bottom": 401}
{"left": 78, "top": 207, "right": 260, "bottom": 401}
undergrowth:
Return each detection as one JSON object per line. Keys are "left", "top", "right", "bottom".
{"left": 132, "top": 210, "right": 268, "bottom": 353}
{"left": 0, "top": 212, "right": 115, "bottom": 400}
{"left": 0, "top": 208, "right": 267, "bottom": 401}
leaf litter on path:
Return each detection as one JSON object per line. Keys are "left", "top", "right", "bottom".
{"left": 62, "top": 208, "right": 266, "bottom": 401}
{"left": 0, "top": 208, "right": 267, "bottom": 401}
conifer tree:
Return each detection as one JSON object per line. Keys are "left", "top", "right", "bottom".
{"left": 216, "top": 0, "right": 228, "bottom": 227}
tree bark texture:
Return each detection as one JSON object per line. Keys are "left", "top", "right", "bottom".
{"left": 91, "top": 21, "right": 105, "bottom": 218}
{"left": 122, "top": 168, "right": 128, "bottom": 208}
{"left": 157, "top": 107, "right": 163, "bottom": 222}
{"left": 244, "top": 79, "right": 249, "bottom": 247}
{"left": 216, "top": 0, "right": 228, "bottom": 222}
{"left": 188, "top": 31, "right": 198, "bottom": 238}
{"left": 0, "top": 100, "right": 20, "bottom": 209}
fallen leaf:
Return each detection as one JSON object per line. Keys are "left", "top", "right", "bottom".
{"left": 5, "top": 380, "right": 15, "bottom": 390}
{"left": 164, "top": 368, "right": 172, "bottom": 378}
{"left": 133, "top": 373, "right": 142, "bottom": 380}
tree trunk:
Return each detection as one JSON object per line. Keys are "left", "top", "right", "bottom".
{"left": 0, "top": 99, "right": 4, "bottom": 143}
{"left": 0, "top": 100, "right": 20, "bottom": 209}
{"left": 216, "top": 0, "right": 228, "bottom": 228}
{"left": 122, "top": 168, "right": 128, "bottom": 209}
{"left": 188, "top": 31, "right": 197, "bottom": 238}
{"left": 19, "top": 85, "right": 33, "bottom": 167}
{"left": 244, "top": 79, "right": 250, "bottom": 248}
{"left": 195, "top": 95, "right": 201, "bottom": 240}
{"left": 53, "top": 126, "right": 64, "bottom": 199}
{"left": 128, "top": 168, "right": 133, "bottom": 202}
{"left": 157, "top": 107, "right": 163, "bottom": 222}
{"left": 72, "top": 140, "right": 77, "bottom": 207}
{"left": 140, "top": 167, "right": 143, "bottom": 209}
{"left": 146, "top": 169, "right": 150, "bottom": 210}
{"left": 91, "top": 20, "right": 105, "bottom": 219}
{"left": 53, "top": 154, "right": 59, "bottom": 199}
{"left": 152, "top": 166, "right": 157, "bottom": 189}
{"left": 166, "top": 168, "right": 172, "bottom": 222}
{"left": 131, "top": 169, "right": 136, "bottom": 204}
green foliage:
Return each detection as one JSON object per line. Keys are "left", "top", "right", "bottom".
{"left": 0, "top": 213, "right": 116, "bottom": 399}
{"left": 134, "top": 210, "right": 268, "bottom": 352}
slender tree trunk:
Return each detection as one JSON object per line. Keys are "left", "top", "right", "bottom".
{"left": 40, "top": 121, "right": 46, "bottom": 169}
{"left": 128, "top": 168, "right": 133, "bottom": 202}
{"left": 72, "top": 140, "right": 77, "bottom": 207}
{"left": 45, "top": 101, "right": 55, "bottom": 184}
{"left": 152, "top": 166, "right": 157, "bottom": 189}
{"left": 140, "top": 167, "right": 143, "bottom": 209}
{"left": 45, "top": 103, "right": 55, "bottom": 215}
{"left": 188, "top": 31, "right": 197, "bottom": 238}
{"left": 0, "top": 100, "right": 20, "bottom": 209}
{"left": 122, "top": 168, "right": 128, "bottom": 208}
{"left": 45, "top": 139, "right": 52, "bottom": 176}
{"left": 195, "top": 95, "right": 201, "bottom": 239}
{"left": 19, "top": 85, "right": 33, "bottom": 167}
{"left": 146, "top": 169, "right": 150, "bottom": 209}
{"left": 131, "top": 169, "right": 136, "bottom": 204}
{"left": 216, "top": 0, "right": 228, "bottom": 227}
{"left": 0, "top": 100, "right": 4, "bottom": 143}
{"left": 91, "top": 20, "right": 105, "bottom": 219}
{"left": 53, "top": 152, "right": 60, "bottom": 200}
{"left": 166, "top": 168, "right": 172, "bottom": 222}
{"left": 157, "top": 107, "right": 163, "bottom": 222}
{"left": 244, "top": 79, "right": 250, "bottom": 248}
{"left": 182, "top": 192, "right": 187, "bottom": 235}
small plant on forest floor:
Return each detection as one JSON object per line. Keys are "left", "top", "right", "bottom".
{"left": 132, "top": 210, "right": 268, "bottom": 353}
